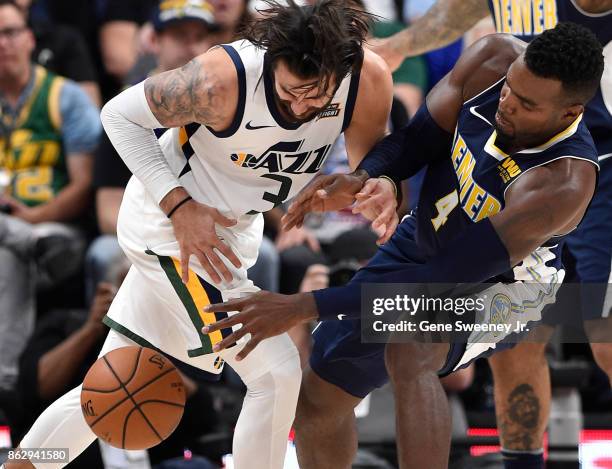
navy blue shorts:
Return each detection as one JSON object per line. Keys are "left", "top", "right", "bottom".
{"left": 310, "top": 216, "right": 464, "bottom": 398}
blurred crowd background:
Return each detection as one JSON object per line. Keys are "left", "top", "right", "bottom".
{"left": 0, "top": 1, "right": 609, "bottom": 468}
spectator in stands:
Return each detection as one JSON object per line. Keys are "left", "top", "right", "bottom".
{"left": 86, "top": 0, "right": 217, "bottom": 304}
{"left": 29, "top": 0, "right": 157, "bottom": 101}
{"left": 209, "top": 0, "right": 249, "bottom": 42}
{"left": 0, "top": 0, "right": 100, "bottom": 394}
{"left": 13, "top": 0, "right": 101, "bottom": 106}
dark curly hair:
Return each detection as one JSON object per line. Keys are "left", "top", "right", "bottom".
{"left": 242, "top": 0, "right": 372, "bottom": 94}
{"left": 525, "top": 22, "right": 604, "bottom": 104}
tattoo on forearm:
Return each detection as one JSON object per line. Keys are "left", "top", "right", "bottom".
{"left": 144, "top": 59, "right": 225, "bottom": 128}
{"left": 498, "top": 383, "right": 542, "bottom": 450}
{"left": 395, "top": 0, "right": 490, "bottom": 56}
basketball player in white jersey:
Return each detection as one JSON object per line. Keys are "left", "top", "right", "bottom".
{"left": 3, "top": 1, "right": 395, "bottom": 468}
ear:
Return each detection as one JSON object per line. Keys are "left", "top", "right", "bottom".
{"left": 24, "top": 28, "right": 35, "bottom": 52}
{"left": 150, "top": 32, "right": 161, "bottom": 55}
{"left": 563, "top": 103, "right": 583, "bottom": 121}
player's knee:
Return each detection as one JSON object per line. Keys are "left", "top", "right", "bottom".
{"left": 591, "top": 343, "right": 612, "bottom": 380}
{"left": 295, "top": 373, "right": 348, "bottom": 433}
{"left": 294, "top": 375, "right": 332, "bottom": 431}
{"left": 385, "top": 342, "right": 447, "bottom": 385}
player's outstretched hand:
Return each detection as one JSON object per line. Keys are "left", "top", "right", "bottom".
{"left": 167, "top": 194, "right": 242, "bottom": 285}
{"left": 282, "top": 170, "right": 369, "bottom": 231}
{"left": 367, "top": 37, "right": 404, "bottom": 73}
{"left": 353, "top": 177, "right": 399, "bottom": 245}
{"left": 202, "top": 291, "right": 318, "bottom": 361}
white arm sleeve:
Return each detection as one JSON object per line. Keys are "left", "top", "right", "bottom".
{"left": 100, "top": 81, "right": 182, "bottom": 204}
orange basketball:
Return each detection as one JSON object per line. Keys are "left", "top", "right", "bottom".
{"left": 81, "top": 346, "right": 186, "bottom": 450}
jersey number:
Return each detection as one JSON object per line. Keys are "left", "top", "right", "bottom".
{"left": 15, "top": 167, "right": 53, "bottom": 202}
{"left": 431, "top": 190, "right": 459, "bottom": 231}
{"left": 261, "top": 174, "right": 293, "bottom": 208}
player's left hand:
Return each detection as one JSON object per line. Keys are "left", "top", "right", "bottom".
{"left": 202, "top": 291, "right": 318, "bottom": 361}
{"left": 282, "top": 170, "right": 369, "bottom": 230}
{"left": 353, "top": 178, "right": 399, "bottom": 245}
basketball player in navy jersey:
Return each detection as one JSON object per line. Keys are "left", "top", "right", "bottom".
{"left": 204, "top": 23, "right": 604, "bottom": 468}
{"left": 372, "top": 2, "right": 612, "bottom": 467}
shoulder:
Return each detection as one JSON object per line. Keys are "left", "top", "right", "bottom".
{"left": 192, "top": 46, "right": 241, "bottom": 104}
{"left": 450, "top": 34, "right": 525, "bottom": 101}
{"left": 505, "top": 157, "right": 597, "bottom": 230}
{"left": 360, "top": 48, "right": 393, "bottom": 87}
{"left": 426, "top": 34, "right": 525, "bottom": 132}
{"left": 58, "top": 78, "right": 96, "bottom": 113}
{"left": 347, "top": 49, "right": 393, "bottom": 127}
{"left": 353, "top": 49, "right": 393, "bottom": 111}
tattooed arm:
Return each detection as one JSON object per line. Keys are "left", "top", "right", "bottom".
{"left": 100, "top": 47, "right": 242, "bottom": 284}
{"left": 144, "top": 48, "right": 237, "bottom": 129}
{"left": 370, "top": 0, "right": 490, "bottom": 71}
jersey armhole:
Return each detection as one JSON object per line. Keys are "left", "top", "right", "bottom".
{"left": 205, "top": 44, "right": 247, "bottom": 139}
{"left": 342, "top": 64, "right": 363, "bottom": 132}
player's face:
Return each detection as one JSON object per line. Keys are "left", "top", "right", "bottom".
{"left": 272, "top": 59, "right": 337, "bottom": 123}
{"left": 0, "top": 5, "right": 33, "bottom": 78}
{"left": 495, "top": 55, "right": 579, "bottom": 150}
{"left": 155, "top": 21, "right": 214, "bottom": 72}
{"left": 209, "top": 0, "right": 245, "bottom": 29}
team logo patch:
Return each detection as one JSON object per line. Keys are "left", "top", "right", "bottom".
{"left": 214, "top": 356, "right": 224, "bottom": 369}
{"left": 489, "top": 293, "right": 512, "bottom": 337}
{"left": 498, "top": 157, "right": 522, "bottom": 183}
{"left": 316, "top": 103, "right": 341, "bottom": 120}
{"left": 229, "top": 140, "right": 331, "bottom": 174}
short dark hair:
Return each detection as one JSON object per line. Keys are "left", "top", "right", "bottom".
{"left": 243, "top": 0, "right": 371, "bottom": 93}
{"left": 525, "top": 22, "right": 604, "bottom": 104}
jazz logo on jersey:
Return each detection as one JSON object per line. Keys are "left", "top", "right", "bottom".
{"left": 316, "top": 103, "right": 341, "bottom": 120}
{"left": 498, "top": 156, "right": 522, "bottom": 183}
{"left": 491, "top": 0, "right": 558, "bottom": 36}
{"left": 230, "top": 140, "right": 331, "bottom": 174}
{"left": 451, "top": 134, "right": 502, "bottom": 222}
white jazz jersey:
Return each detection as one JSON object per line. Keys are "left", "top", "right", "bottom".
{"left": 158, "top": 39, "right": 361, "bottom": 217}
{"left": 104, "top": 40, "right": 360, "bottom": 368}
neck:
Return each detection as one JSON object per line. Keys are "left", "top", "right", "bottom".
{"left": 575, "top": 0, "right": 612, "bottom": 13}
{"left": 0, "top": 64, "right": 32, "bottom": 106}
{"left": 498, "top": 118, "right": 578, "bottom": 154}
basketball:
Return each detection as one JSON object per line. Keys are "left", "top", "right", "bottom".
{"left": 80, "top": 346, "right": 186, "bottom": 450}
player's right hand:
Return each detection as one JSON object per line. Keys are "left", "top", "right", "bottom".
{"left": 282, "top": 170, "right": 369, "bottom": 231}
{"left": 170, "top": 199, "right": 242, "bottom": 285}
{"left": 353, "top": 177, "right": 399, "bottom": 245}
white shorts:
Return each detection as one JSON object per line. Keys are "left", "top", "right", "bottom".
{"left": 453, "top": 278, "right": 563, "bottom": 371}
{"left": 104, "top": 177, "right": 296, "bottom": 381}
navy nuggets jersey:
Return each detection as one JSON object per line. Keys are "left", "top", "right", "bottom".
{"left": 487, "top": 0, "right": 612, "bottom": 159}
{"left": 416, "top": 78, "right": 599, "bottom": 284}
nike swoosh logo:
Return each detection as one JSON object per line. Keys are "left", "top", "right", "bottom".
{"left": 246, "top": 121, "right": 275, "bottom": 130}
{"left": 337, "top": 314, "right": 347, "bottom": 320}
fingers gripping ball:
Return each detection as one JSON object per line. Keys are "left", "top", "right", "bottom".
{"left": 80, "top": 346, "right": 186, "bottom": 450}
